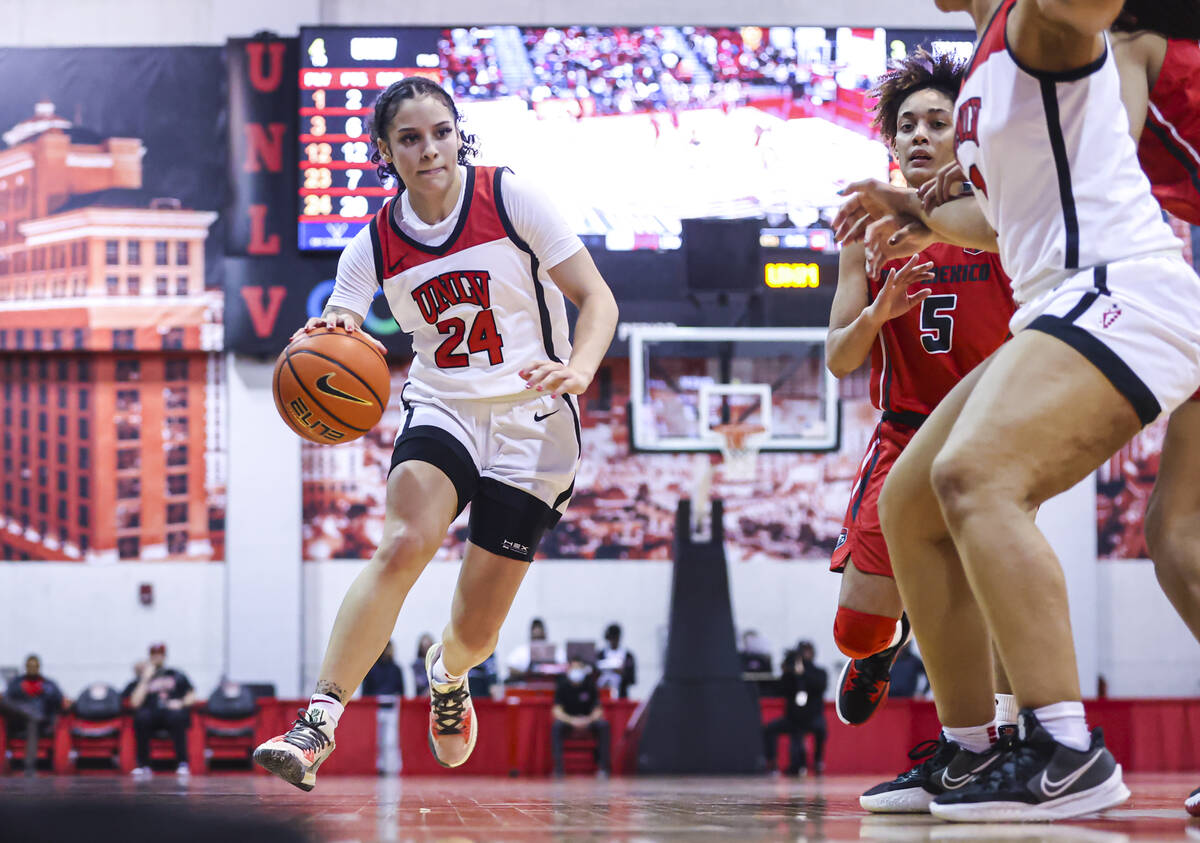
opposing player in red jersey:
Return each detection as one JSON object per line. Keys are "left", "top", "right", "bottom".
{"left": 825, "top": 49, "right": 1016, "bottom": 751}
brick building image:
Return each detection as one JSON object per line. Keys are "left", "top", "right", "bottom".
{"left": 0, "top": 102, "right": 225, "bottom": 562}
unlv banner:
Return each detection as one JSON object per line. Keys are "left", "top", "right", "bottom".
{"left": 226, "top": 35, "right": 297, "bottom": 257}
{"left": 225, "top": 256, "right": 411, "bottom": 357}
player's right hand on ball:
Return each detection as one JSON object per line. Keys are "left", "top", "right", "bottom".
{"left": 291, "top": 314, "right": 387, "bottom": 355}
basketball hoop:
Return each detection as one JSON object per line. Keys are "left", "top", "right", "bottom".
{"left": 713, "top": 423, "right": 766, "bottom": 482}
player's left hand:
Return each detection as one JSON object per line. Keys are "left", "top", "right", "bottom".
{"left": 864, "top": 215, "right": 936, "bottom": 277}
{"left": 833, "top": 180, "right": 920, "bottom": 243}
{"left": 520, "top": 362, "right": 590, "bottom": 398}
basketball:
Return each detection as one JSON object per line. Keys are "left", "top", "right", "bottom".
{"left": 272, "top": 326, "right": 390, "bottom": 444}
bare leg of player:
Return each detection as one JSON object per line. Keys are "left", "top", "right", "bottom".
{"left": 1144, "top": 402, "right": 1200, "bottom": 641}
{"left": 929, "top": 333, "right": 1139, "bottom": 711}
{"left": 879, "top": 360, "right": 997, "bottom": 731}
{"left": 254, "top": 461, "right": 457, "bottom": 790}
{"left": 908, "top": 332, "right": 1138, "bottom": 821}
{"left": 422, "top": 544, "right": 532, "bottom": 768}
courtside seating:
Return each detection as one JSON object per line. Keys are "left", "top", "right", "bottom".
{"left": 201, "top": 681, "right": 260, "bottom": 770}
{"left": 67, "top": 683, "right": 129, "bottom": 771}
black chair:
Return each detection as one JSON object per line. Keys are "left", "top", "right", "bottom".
{"left": 67, "top": 684, "right": 126, "bottom": 770}
{"left": 202, "top": 682, "right": 260, "bottom": 769}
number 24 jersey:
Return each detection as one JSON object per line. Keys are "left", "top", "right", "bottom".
{"left": 328, "top": 165, "right": 583, "bottom": 400}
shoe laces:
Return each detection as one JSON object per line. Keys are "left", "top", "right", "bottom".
{"left": 283, "top": 709, "right": 331, "bottom": 753}
{"left": 431, "top": 683, "right": 469, "bottom": 735}
{"left": 847, "top": 652, "right": 892, "bottom": 693}
{"left": 892, "top": 737, "right": 953, "bottom": 782}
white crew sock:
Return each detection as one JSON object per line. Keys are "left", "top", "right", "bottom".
{"left": 886, "top": 619, "right": 904, "bottom": 649}
{"left": 431, "top": 653, "right": 464, "bottom": 689}
{"left": 1032, "top": 701, "right": 1090, "bottom": 751}
{"left": 994, "top": 693, "right": 1019, "bottom": 728}
{"left": 307, "top": 693, "right": 343, "bottom": 731}
{"left": 943, "top": 723, "right": 995, "bottom": 754}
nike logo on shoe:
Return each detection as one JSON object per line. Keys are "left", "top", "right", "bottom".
{"left": 534, "top": 409, "right": 559, "bottom": 422}
{"left": 939, "top": 754, "right": 1000, "bottom": 789}
{"left": 1038, "top": 749, "right": 1104, "bottom": 799}
{"left": 315, "top": 373, "right": 371, "bottom": 405}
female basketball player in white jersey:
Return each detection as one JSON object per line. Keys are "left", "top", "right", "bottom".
{"left": 836, "top": 0, "right": 1200, "bottom": 822}
{"left": 253, "top": 77, "right": 618, "bottom": 791}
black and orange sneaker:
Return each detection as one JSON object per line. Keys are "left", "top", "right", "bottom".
{"left": 425, "top": 642, "right": 478, "bottom": 768}
{"left": 253, "top": 708, "right": 335, "bottom": 792}
{"left": 835, "top": 613, "right": 911, "bottom": 726}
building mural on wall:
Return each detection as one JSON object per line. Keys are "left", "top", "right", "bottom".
{"left": 0, "top": 42, "right": 228, "bottom": 563}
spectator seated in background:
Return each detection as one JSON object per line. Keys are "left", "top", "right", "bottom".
{"left": 550, "top": 657, "right": 610, "bottom": 778}
{"left": 763, "top": 641, "right": 828, "bottom": 777}
{"left": 123, "top": 643, "right": 196, "bottom": 779}
{"left": 362, "top": 640, "right": 406, "bottom": 699}
{"left": 3, "top": 654, "right": 65, "bottom": 774}
{"left": 887, "top": 641, "right": 929, "bottom": 699}
{"left": 738, "top": 629, "right": 774, "bottom": 678}
{"left": 506, "top": 618, "right": 565, "bottom": 683}
{"left": 411, "top": 633, "right": 434, "bottom": 699}
{"left": 468, "top": 653, "right": 501, "bottom": 701}
{"left": 596, "top": 623, "right": 637, "bottom": 699}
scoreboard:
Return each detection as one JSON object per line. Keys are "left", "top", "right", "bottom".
{"left": 298, "top": 27, "right": 444, "bottom": 251}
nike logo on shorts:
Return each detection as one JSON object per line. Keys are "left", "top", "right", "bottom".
{"left": 315, "top": 373, "right": 371, "bottom": 405}
{"left": 534, "top": 409, "right": 559, "bottom": 422}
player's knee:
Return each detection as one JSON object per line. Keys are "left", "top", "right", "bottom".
{"left": 1146, "top": 503, "right": 1200, "bottom": 588}
{"left": 376, "top": 525, "right": 441, "bottom": 573}
{"left": 929, "top": 449, "right": 986, "bottom": 521}
{"left": 833, "top": 606, "right": 900, "bottom": 660}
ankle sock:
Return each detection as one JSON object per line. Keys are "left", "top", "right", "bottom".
{"left": 943, "top": 723, "right": 995, "bottom": 753}
{"left": 994, "top": 693, "right": 1019, "bottom": 728}
{"left": 1032, "top": 701, "right": 1089, "bottom": 751}
{"left": 431, "top": 654, "right": 464, "bottom": 688}
{"left": 307, "top": 693, "right": 343, "bottom": 730}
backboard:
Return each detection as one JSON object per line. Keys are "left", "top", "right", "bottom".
{"left": 626, "top": 325, "right": 839, "bottom": 452}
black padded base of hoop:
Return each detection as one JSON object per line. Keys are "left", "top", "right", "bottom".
{"left": 636, "top": 499, "right": 766, "bottom": 774}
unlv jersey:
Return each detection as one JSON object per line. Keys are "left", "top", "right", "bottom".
{"left": 869, "top": 243, "right": 1015, "bottom": 419}
{"left": 368, "top": 166, "right": 572, "bottom": 399}
{"left": 1138, "top": 38, "right": 1200, "bottom": 225}
{"left": 956, "top": 0, "right": 1180, "bottom": 306}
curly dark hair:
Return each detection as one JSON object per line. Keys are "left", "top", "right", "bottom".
{"left": 1113, "top": 0, "right": 1200, "bottom": 40}
{"left": 871, "top": 48, "right": 965, "bottom": 145}
{"left": 368, "top": 76, "right": 480, "bottom": 189}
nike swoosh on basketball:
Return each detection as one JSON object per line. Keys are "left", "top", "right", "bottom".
{"left": 1038, "top": 750, "right": 1103, "bottom": 799}
{"left": 534, "top": 409, "right": 559, "bottom": 422}
{"left": 940, "top": 755, "right": 998, "bottom": 789}
{"left": 315, "top": 373, "right": 371, "bottom": 405}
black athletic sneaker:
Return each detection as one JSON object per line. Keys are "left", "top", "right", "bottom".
{"left": 860, "top": 732, "right": 1004, "bottom": 813}
{"left": 1187, "top": 785, "right": 1200, "bottom": 817}
{"left": 836, "top": 613, "right": 911, "bottom": 726}
{"left": 931, "top": 709, "right": 1130, "bottom": 822}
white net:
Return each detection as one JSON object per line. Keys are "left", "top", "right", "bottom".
{"left": 714, "top": 424, "right": 766, "bottom": 482}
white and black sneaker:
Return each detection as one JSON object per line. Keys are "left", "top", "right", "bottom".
{"left": 860, "top": 733, "right": 1003, "bottom": 813}
{"left": 253, "top": 708, "right": 336, "bottom": 792}
{"left": 931, "top": 709, "right": 1130, "bottom": 822}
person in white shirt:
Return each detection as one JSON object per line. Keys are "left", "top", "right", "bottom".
{"left": 255, "top": 76, "right": 618, "bottom": 792}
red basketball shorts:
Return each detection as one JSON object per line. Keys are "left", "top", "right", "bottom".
{"left": 830, "top": 420, "right": 919, "bottom": 578}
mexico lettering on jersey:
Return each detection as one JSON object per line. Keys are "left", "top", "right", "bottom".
{"left": 369, "top": 166, "right": 571, "bottom": 399}
{"left": 956, "top": 0, "right": 1181, "bottom": 306}
{"left": 1138, "top": 38, "right": 1200, "bottom": 225}
{"left": 870, "top": 243, "right": 1015, "bottom": 419}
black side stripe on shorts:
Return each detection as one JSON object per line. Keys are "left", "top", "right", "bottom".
{"left": 849, "top": 426, "right": 884, "bottom": 521}
{"left": 552, "top": 394, "right": 583, "bottom": 511}
{"left": 1040, "top": 79, "right": 1081, "bottom": 269}
{"left": 493, "top": 167, "right": 561, "bottom": 363}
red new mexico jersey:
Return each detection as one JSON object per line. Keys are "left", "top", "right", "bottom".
{"left": 1139, "top": 39, "right": 1200, "bottom": 225}
{"left": 868, "top": 243, "right": 1015, "bottom": 418}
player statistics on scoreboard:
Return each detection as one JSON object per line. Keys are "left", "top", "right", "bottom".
{"left": 298, "top": 27, "right": 443, "bottom": 251}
